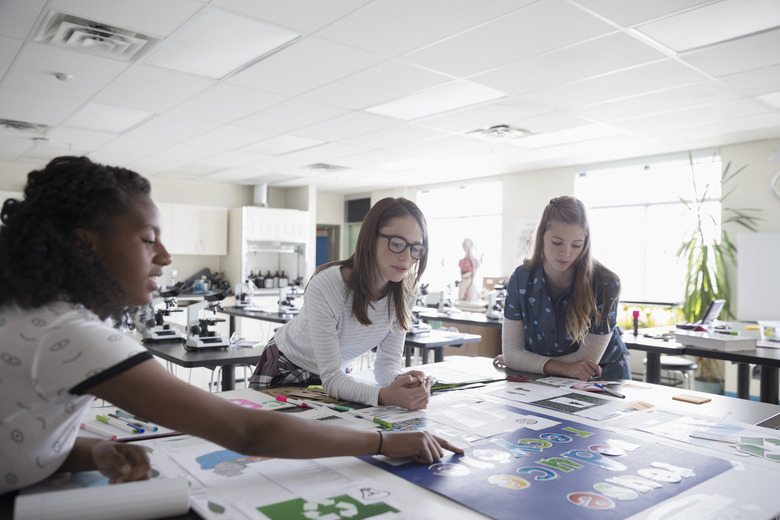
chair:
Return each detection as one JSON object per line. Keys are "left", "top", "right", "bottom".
{"left": 644, "top": 356, "right": 698, "bottom": 390}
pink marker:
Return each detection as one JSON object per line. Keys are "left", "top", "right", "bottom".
{"left": 275, "top": 395, "right": 319, "bottom": 408}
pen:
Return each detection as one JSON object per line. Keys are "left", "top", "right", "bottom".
{"left": 80, "top": 422, "right": 118, "bottom": 440}
{"left": 96, "top": 415, "right": 142, "bottom": 433}
{"left": 593, "top": 384, "right": 625, "bottom": 399}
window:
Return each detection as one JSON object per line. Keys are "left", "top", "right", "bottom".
{"left": 575, "top": 154, "right": 722, "bottom": 303}
{"left": 416, "top": 181, "right": 502, "bottom": 298}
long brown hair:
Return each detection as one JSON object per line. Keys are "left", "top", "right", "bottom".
{"left": 523, "top": 196, "right": 618, "bottom": 342}
{"left": 312, "top": 197, "right": 428, "bottom": 330}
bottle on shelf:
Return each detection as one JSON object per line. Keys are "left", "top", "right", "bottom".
{"left": 278, "top": 270, "right": 289, "bottom": 288}
{"left": 254, "top": 271, "right": 265, "bottom": 289}
{"left": 263, "top": 270, "right": 275, "bottom": 289}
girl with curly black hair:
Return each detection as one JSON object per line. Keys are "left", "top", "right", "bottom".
{"left": 0, "top": 156, "right": 460, "bottom": 495}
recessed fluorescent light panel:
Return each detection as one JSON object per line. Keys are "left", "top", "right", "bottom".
{"left": 366, "top": 81, "right": 507, "bottom": 120}
{"left": 144, "top": 7, "right": 301, "bottom": 79}
{"left": 65, "top": 103, "right": 152, "bottom": 133}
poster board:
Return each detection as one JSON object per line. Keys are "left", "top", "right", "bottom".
{"left": 737, "top": 232, "right": 780, "bottom": 321}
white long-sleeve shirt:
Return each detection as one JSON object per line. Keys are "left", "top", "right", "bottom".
{"left": 274, "top": 265, "right": 406, "bottom": 405}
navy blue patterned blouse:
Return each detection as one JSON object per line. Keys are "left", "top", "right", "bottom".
{"left": 504, "top": 264, "right": 631, "bottom": 380}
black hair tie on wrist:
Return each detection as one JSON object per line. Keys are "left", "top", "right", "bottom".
{"left": 376, "top": 431, "right": 384, "bottom": 455}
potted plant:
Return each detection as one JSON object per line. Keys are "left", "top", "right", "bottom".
{"left": 677, "top": 153, "right": 762, "bottom": 322}
{"left": 676, "top": 152, "right": 762, "bottom": 389}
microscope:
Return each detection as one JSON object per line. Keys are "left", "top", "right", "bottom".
{"left": 485, "top": 286, "right": 506, "bottom": 320}
{"left": 143, "top": 287, "right": 186, "bottom": 343}
{"left": 184, "top": 290, "right": 230, "bottom": 351}
{"left": 277, "top": 285, "right": 301, "bottom": 315}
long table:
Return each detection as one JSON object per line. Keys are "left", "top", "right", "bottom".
{"left": 624, "top": 327, "right": 780, "bottom": 404}
{"left": 7, "top": 357, "right": 780, "bottom": 520}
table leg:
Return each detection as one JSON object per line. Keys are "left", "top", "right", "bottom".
{"left": 759, "top": 366, "right": 779, "bottom": 404}
{"left": 229, "top": 315, "right": 236, "bottom": 336}
{"left": 736, "top": 363, "right": 750, "bottom": 399}
{"left": 221, "top": 365, "right": 236, "bottom": 392}
{"left": 433, "top": 346, "right": 447, "bottom": 363}
{"left": 644, "top": 352, "right": 661, "bottom": 384}
{"left": 405, "top": 344, "right": 413, "bottom": 367}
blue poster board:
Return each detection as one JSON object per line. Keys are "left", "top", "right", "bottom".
{"left": 364, "top": 403, "right": 732, "bottom": 520}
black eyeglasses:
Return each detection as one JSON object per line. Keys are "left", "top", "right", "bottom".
{"left": 376, "top": 233, "right": 427, "bottom": 260}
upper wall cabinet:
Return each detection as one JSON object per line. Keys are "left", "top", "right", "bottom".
{"left": 158, "top": 203, "right": 228, "bottom": 256}
{"left": 243, "top": 206, "right": 309, "bottom": 244}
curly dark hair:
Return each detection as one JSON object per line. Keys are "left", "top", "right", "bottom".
{"left": 0, "top": 156, "right": 151, "bottom": 314}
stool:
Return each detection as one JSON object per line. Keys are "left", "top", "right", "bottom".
{"left": 644, "top": 356, "right": 698, "bottom": 390}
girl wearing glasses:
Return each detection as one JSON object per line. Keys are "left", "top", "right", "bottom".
{"left": 250, "top": 197, "right": 432, "bottom": 410}
{"left": 496, "top": 196, "right": 631, "bottom": 381}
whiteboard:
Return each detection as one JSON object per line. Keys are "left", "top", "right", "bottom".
{"left": 737, "top": 232, "right": 780, "bottom": 321}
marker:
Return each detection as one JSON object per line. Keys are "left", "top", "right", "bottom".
{"left": 116, "top": 410, "right": 153, "bottom": 425}
{"left": 96, "top": 414, "right": 142, "bottom": 433}
{"left": 715, "top": 330, "right": 739, "bottom": 335}
{"left": 593, "top": 384, "right": 625, "bottom": 399}
{"left": 109, "top": 413, "right": 158, "bottom": 432}
{"left": 275, "top": 395, "right": 320, "bottom": 409}
{"left": 319, "top": 402, "right": 354, "bottom": 412}
{"left": 373, "top": 417, "right": 393, "bottom": 428}
{"left": 81, "top": 422, "right": 118, "bottom": 440}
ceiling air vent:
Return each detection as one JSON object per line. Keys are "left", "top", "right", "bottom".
{"left": 466, "top": 124, "right": 532, "bottom": 141}
{"left": 0, "top": 118, "right": 48, "bottom": 135}
{"left": 307, "top": 163, "right": 348, "bottom": 172}
{"left": 34, "top": 11, "right": 158, "bottom": 61}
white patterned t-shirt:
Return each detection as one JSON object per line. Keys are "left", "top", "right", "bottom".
{"left": 0, "top": 301, "right": 150, "bottom": 494}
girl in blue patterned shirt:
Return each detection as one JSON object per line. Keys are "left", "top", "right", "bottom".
{"left": 498, "top": 196, "right": 631, "bottom": 380}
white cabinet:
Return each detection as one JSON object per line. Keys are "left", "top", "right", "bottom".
{"left": 244, "top": 206, "right": 309, "bottom": 243}
{"left": 157, "top": 202, "right": 227, "bottom": 255}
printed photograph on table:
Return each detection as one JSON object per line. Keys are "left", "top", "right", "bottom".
{"left": 363, "top": 403, "right": 732, "bottom": 520}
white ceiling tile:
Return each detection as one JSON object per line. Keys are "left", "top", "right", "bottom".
{"left": 523, "top": 59, "right": 707, "bottom": 110}
{"left": 3, "top": 43, "right": 130, "bottom": 100}
{"left": 757, "top": 91, "right": 780, "bottom": 109}
{"left": 93, "top": 65, "right": 215, "bottom": 113}
{"left": 0, "top": 0, "right": 48, "bottom": 39}
{"left": 635, "top": 0, "right": 780, "bottom": 52}
{"left": 292, "top": 111, "right": 401, "bottom": 141}
{"left": 683, "top": 28, "right": 780, "bottom": 77}
{"left": 718, "top": 64, "right": 780, "bottom": 96}
{"left": 315, "top": 0, "right": 533, "bottom": 57}
{"left": 301, "top": 61, "right": 452, "bottom": 111}
{"left": 168, "top": 83, "right": 286, "bottom": 123}
{"left": 233, "top": 98, "right": 348, "bottom": 134}
{"left": 571, "top": 0, "right": 714, "bottom": 26}
{"left": 211, "top": 0, "right": 371, "bottom": 33}
{"left": 471, "top": 32, "right": 666, "bottom": 95}
{"left": 342, "top": 125, "right": 447, "bottom": 149}
{"left": 198, "top": 149, "right": 269, "bottom": 168}
{"left": 0, "top": 87, "right": 82, "bottom": 126}
{"left": 329, "top": 150, "right": 401, "bottom": 168}
{"left": 243, "top": 135, "right": 324, "bottom": 155}
{"left": 45, "top": 126, "right": 118, "bottom": 151}
{"left": 94, "top": 135, "right": 169, "bottom": 159}
{"left": 124, "top": 114, "right": 219, "bottom": 142}
{"left": 569, "top": 82, "right": 741, "bottom": 122}
{"left": 165, "top": 163, "right": 223, "bottom": 178}
{"left": 185, "top": 125, "right": 274, "bottom": 150}
{"left": 403, "top": 0, "right": 614, "bottom": 77}
{"left": 383, "top": 135, "right": 484, "bottom": 157}
{"left": 612, "top": 98, "right": 772, "bottom": 134}
{"left": 227, "top": 36, "right": 385, "bottom": 97}
{"left": 0, "top": 36, "right": 23, "bottom": 76}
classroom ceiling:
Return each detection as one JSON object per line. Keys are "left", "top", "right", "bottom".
{"left": 1, "top": 0, "right": 779, "bottom": 194}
